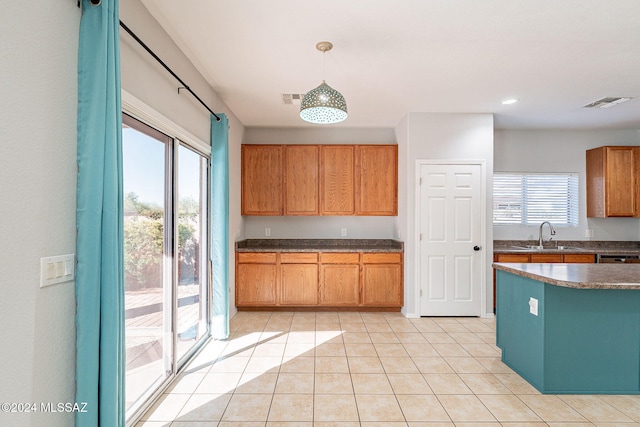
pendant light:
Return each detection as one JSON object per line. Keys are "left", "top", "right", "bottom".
{"left": 300, "top": 41, "right": 348, "bottom": 124}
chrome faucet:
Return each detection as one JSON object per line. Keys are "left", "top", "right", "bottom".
{"left": 538, "top": 221, "right": 556, "bottom": 249}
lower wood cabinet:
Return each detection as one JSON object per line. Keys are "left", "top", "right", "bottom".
{"left": 320, "top": 264, "right": 360, "bottom": 306}
{"left": 280, "top": 253, "right": 318, "bottom": 306}
{"left": 236, "top": 251, "right": 403, "bottom": 310}
{"left": 236, "top": 253, "right": 277, "bottom": 306}
{"left": 362, "top": 253, "right": 403, "bottom": 307}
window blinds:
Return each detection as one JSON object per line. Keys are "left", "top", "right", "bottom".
{"left": 493, "top": 173, "right": 579, "bottom": 226}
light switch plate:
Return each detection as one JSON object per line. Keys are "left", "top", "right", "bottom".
{"left": 40, "top": 254, "right": 75, "bottom": 287}
{"left": 529, "top": 297, "right": 539, "bottom": 316}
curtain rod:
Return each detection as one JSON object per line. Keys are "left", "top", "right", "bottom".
{"left": 119, "top": 21, "right": 221, "bottom": 122}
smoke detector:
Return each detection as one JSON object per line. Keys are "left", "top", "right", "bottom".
{"left": 583, "top": 97, "right": 633, "bottom": 109}
{"left": 282, "top": 93, "right": 304, "bottom": 105}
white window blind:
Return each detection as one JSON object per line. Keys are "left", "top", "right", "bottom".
{"left": 493, "top": 173, "right": 579, "bottom": 226}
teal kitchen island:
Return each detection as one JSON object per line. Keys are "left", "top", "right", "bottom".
{"left": 494, "top": 262, "right": 640, "bottom": 394}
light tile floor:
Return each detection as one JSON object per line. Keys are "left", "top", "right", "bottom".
{"left": 136, "top": 311, "right": 640, "bottom": 426}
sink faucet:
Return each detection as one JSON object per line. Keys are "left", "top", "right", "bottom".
{"left": 538, "top": 221, "right": 556, "bottom": 248}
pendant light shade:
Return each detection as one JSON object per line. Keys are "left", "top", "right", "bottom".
{"left": 300, "top": 80, "right": 348, "bottom": 124}
{"left": 300, "top": 41, "right": 348, "bottom": 124}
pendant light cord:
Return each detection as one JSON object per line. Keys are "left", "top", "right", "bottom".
{"left": 119, "top": 21, "right": 221, "bottom": 122}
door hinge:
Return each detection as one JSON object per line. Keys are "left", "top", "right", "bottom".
{"left": 420, "top": 233, "right": 423, "bottom": 241}
{"left": 419, "top": 177, "right": 423, "bottom": 185}
{"left": 420, "top": 289, "right": 423, "bottom": 297}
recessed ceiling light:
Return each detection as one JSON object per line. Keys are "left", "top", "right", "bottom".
{"left": 501, "top": 98, "right": 519, "bottom": 105}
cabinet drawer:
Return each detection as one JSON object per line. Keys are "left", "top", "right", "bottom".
{"left": 280, "top": 253, "right": 318, "bottom": 263}
{"left": 496, "top": 254, "right": 530, "bottom": 263}
{"left": 530, "top": 254, "right": 563, "bottom": 263}
{"left": 563, "top": 254, "right": 596, "bottom": 263}
{"left": 237, "top": 252, "right": 277, "bottom": 263}
{"left": 320, "top": 253, "right": 359, "bottom": 264}
{"left": 362, "top": 253, "right": 401, "bottom": 264}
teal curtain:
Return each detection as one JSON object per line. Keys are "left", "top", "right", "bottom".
{"left": 75, "top": 0, "right": 125, "bottom": 425}
{"left": 211, "top": 114, "right": 230, "bottom": 339}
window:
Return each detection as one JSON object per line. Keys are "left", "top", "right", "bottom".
{"left": 493, "top": 173, "right": 578, "bottom": 226}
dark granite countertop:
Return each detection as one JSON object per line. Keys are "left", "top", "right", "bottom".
{"left": 236, "top": 239, "right": 404, "bottom": 253}
{"left": 493, "top": 240, "right": 640, "bottom": 255}
{"left": 494, "top": 262, "right": 640, "bottom": 289}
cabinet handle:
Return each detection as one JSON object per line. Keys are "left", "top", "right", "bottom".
{"left": 474, "top": 246, "right": 481, "bottom": 251}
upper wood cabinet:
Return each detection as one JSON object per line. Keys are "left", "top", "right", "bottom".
{"left": 320, "top": 145, "right": 355, "bottom": 215}
{"left": 284, "top": 145, "right": 319, "bottom": 215}
{"left": 241, "top": 145, "right": 283, "bottom": 215}
{"left": 356, "top": 145, "right": 398, "bottom": 215}
{"left": 241, "top": 144, "right": 397, "bottom": 216}
{"left": 586, "top": 146, "right": 638, "bottom": 217}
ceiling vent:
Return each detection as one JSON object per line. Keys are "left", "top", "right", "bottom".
{"left": 583, "top": 97, "right": 633, "bottom": 109}
{"left": 282, "top": 93, "right": 304, "bottom": 105}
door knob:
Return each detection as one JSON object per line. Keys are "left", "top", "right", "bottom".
{"left": 473, "top": 245, "right": 481, "bottom": 251}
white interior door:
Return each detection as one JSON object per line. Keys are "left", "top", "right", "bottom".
{"left": 419, "top": 163, "right": 483, "bottom": 316}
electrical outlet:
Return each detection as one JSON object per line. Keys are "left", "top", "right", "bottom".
{"left": 529, "top": 297, "right": 538, "bottom": 316}
{"left": 341, "top": 228, "right": 347, "bottom": 237}
{"left": 585, "top": 229, "right": 594, "bottom": 238}
{"left": 265, "top": 227, "right": 271, "bottom": 237}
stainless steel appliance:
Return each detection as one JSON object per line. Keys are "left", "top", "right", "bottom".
{"left": 596, "top": 254, "right": 640, "bottom": 263}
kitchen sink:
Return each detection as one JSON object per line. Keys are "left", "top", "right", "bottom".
{"left": 510, "top": 245, "right": 584, "bottom": 251}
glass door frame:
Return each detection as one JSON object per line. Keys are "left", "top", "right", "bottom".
{"left": 123, "top": 111, "right": 212, "bottom": 425}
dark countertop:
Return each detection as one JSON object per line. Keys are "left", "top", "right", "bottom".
{"left": 494, "top": 240, "right": 640, "bottom": 255}
{"left": 236, "top": 239, "right": 404, "bottom": 253}
{"left": 494, "top": 262, "right": 640, "bottom": 289}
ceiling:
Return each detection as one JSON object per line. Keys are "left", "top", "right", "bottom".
{"left": 140, "top": 0, "right": 640, "bottom": 130}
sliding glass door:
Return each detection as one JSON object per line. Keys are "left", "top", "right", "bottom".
{"left": 176, "top": 145, "right": 209, "bottom": 362}
{"left": 122, "top": 113, "right": 210, "bottom": 418}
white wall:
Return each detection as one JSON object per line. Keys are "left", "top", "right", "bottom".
{"left": 395, "top": 113, "right": 495, "bottom": 318}
{"left": 241, "top": 127, "right": 397, "bottom": 239}
{"left": 0, "top": 2, "right": 79, "bottom": 426}
{"left": 494, "top": 129, "right": 640, "bottom": 241}
{"left": 121, "top": 0, "right": 245, "bottom": 316}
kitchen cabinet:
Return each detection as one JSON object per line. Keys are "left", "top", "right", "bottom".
{"left": 530, "top": 254, "right": 563, "bottom": 263}
{"left": 285, "top": 145, "right": 319, "bottom": 215}
{"left": 241, "top": 144, "right": 398, "bottom": 216}
{"left": 319, "top": 253, "right": 360, "bottom": 306}
{"left": 361, "top": 253, "right": 403, "bottom": 306}
{"left": 235, "top": 250, "right": 403, "bottom": 309}
{"left": 563, "top": 254, "right": 597, "bottom": 263}
{"left": 280, "top": 253, "right": 318, "bottom": 305}
{"left": 586, "top": 146, "right": 638, "bottom": 217}
{"left": 236, "top": 253, "right": 277, "bottom": 306}
{"left": 320, "top": 146, "right": 355, "bottom": 215}
{"left": 356, "top": 145, "right": 398, "bottom": 215}
{"left": 241, "top": 145, "right": 283, "bottom": 215}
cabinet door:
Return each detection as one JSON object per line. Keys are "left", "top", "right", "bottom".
{"left": 563, "top": 254, "right": 596, "bottom": 263}
{"left": 605, "top": 147, "right": 635, "bottom": 217}
{"left": 530, "top": 254, "right": 563, "bottom": 263}
{"left": 241, "top": 145, "right": 283, "bottom": 215}
{"left": 362, "top": 264, "right": 402, "bottom": 307}
{"left": 356, "top": 145, "right": 398, "bottom": 215}
{"left": 236, "top": 263, "right": 277, "bottom": 306}
{"left": 587, "top": 146, "right": 636, "bottom": 218}
{"left": 319, "top": 264, "right": 359, "bottom": 305}
{"left": 320, "top": 146, "right": 355, "bottom": 215}
{"left": 496, "top": 254, "right": 530, "bottom": 263}
{"left": 280, "top": 264, "right": 318, "bottom": 305}
{"left": 285, "top": 145, "right": 319, "bottom": 215}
